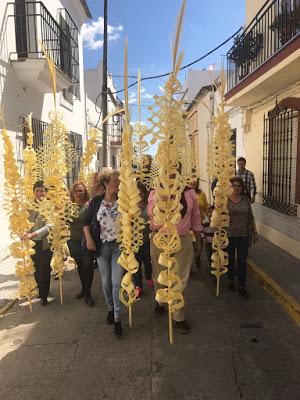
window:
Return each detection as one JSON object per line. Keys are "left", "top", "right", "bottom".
{"left": 21, "top": 117, "right": 49, "bottom": 150}
{"left": 111, "top": 153, "right": 116, "bottom": 169}
{"left": 263, "top": 106, "right": 299, "bottom": 215}
{"left": 20, "top": 117, "right": 83, "bottom": 188}
{"left": 58, "top": 8, "right": 80, "bottom": 99}
{"left": 62, "top": 86, "right": 74, "bottom": 105}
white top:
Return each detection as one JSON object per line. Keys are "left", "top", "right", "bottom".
{"left": 97, "top": 200, "right": 119, "bottom": 242}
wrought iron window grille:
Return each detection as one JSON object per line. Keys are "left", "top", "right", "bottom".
{"left": 20, "top": 117, "right": 83, "bottom": 188}
{"left": 263, "top": 107, "right": 298, "bottom": 216}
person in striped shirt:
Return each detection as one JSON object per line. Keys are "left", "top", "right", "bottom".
{"left": 236, "top": 157, "right": 257, "bottom": 204}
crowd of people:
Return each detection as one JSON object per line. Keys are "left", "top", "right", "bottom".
{"left": 26, "top": 157, "right": 257, "bottom": 337}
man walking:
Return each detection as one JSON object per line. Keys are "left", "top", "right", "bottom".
{"left": 236, "top": 157, "right": 257, "bottom": 204}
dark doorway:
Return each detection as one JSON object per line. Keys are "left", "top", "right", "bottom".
{"left": 15, "top": 0, "right": 28, "bottom": 58}
{"left": 230, "top": 128, "right": 237, "bottom": 159}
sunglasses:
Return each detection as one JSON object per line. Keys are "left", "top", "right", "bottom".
{"left": 232, "top": 184, "right": 241, "bottom": 187}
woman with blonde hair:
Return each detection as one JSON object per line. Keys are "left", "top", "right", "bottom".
{"left": 83, "top": 171, "right": 124, "bottom": 336}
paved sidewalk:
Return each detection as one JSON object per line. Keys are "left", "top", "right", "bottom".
{"left": 248, "top": 236, "right": 300, "bottom": 319}
{"left": 249, "top": 236, "right": 300, "bottom": 304}
{"left": 0, "top": 255, "right": 300, "bottom": 400}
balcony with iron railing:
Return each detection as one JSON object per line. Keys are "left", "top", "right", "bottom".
{"left": 8, "top": 1, "right": 79, "bottom": 94}
{"left": 226, "top": 0, "right": 300, "bottom": 106}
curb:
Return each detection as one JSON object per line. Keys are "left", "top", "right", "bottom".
{"left": 248, "top": 258, "right": 300, "bottom": 327}
{"left": 0, "top": 297, "right": 18, "bottom": 317}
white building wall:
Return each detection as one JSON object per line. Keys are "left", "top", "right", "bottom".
{"left": 85, "top": 64, "right": 123, "bottom": 170}
{"left": 195, "top": 92, "right": 212, "bottom": 199}
{"left": 0, "top": 0, "right": 90, "bottom": 259}
{"left": 228, "top": 106, "right": 245, "bottom": 159}
{"left": 190, "top": 89, "right": 245, "bottom": 205}
{"left": 184, "top": 69, "right": 245, "bottom": 204}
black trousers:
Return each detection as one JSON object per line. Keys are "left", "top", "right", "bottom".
{"left": 227, "top": 236, "right": 249, "bottom": 288}
{"left": 68, "top": 240, "right": 95, "bottom": 297}
{"left": 133, "top": 241, "right": 153, "bottom": 288}
{"left": 31, "top": 241, "right": 52, "bottom": 300}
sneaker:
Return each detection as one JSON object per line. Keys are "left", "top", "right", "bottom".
{"left": 173, "top": 320, "right": 190, "bottom": 334}
{"left": 41, "top": 298, "right": 48, "bottom": 306}
{"left": 114, "top": 321, "right": 123, "bottom": 336}
{"left": 238, "top": 288, "right": 249, "bottom": 300}
{"left": 76, "top": 290, "right": 85, "bottom": 299}
{"left": 146, "top": 279, "right": 154, "bottom": 289}
{"left": 106, "top": 310, "right": 114, "bottom": 325}
{"left": 135, "top": 286, "right": 143, "bottom": 297}
{"left": 154, "top": 302, "right": 165, "bottom": 316}
{"left": 85, "top": 296, "right": 95, "bottom": 307}
{"left": 228, "top": 281, "right": 236, "bottom": 292}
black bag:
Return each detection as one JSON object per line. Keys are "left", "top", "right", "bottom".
{"left": 81, "top": 195, "right": 103, "bottom": 254}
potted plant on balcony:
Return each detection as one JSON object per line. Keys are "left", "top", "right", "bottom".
{"left": 228, "top": 31, "right": 263, "bottom": 79}
{"left": 270, "top": 5, "right": 300, "bottom": 44}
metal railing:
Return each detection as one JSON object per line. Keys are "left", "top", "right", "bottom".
{"left": 227, "top": 0, "right": 300, "bottom": 91}
{"left": 263, "top": 107, "right": 298, "bottom": 215}
{"left": 9, "top": 1, "right": 79, "bottom": 83}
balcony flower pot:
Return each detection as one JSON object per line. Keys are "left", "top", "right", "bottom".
{"left": 228, "top": 31, "right": 263, "bottom": 79}
{"left": 270, "top": 6, "right": 300, "bottom": 44}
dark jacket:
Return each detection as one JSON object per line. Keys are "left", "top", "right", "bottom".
{"left": 82, "top": 194, "right": 104, "bottom": 254}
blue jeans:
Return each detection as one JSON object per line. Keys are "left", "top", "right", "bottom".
{"left": 97, "top": 241, "right": 123, "bottom": 320}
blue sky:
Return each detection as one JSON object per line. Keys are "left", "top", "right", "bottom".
{"left": 83, "top": 0, "right": 245, "bottom": 122}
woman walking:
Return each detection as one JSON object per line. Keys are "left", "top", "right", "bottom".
{"left": 147, "top": 186, "right": 203, "bottom": 334}
{"left": 227, "top": 176, "right": 255, "bottom": 299}
{"left": 68, "top": 181, "right": 91, "bottom": 304}
{"left": 193, "top": 178, "right": 209, "bottom": 222}
{"left": 83, "top": 171, "right": 124, "bottom": 336}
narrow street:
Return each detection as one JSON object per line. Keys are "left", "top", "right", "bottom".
{"left": 1, "top": 256, "right": 299, "bottom": 400}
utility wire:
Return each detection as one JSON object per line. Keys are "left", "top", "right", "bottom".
{"left": 101, "top": 26, "right": 243, "bottom": 97}
{"left": 94, "top": 25, "right": 243, "bottom": 126}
